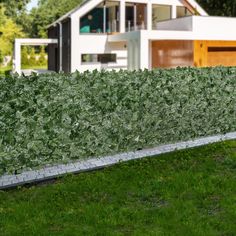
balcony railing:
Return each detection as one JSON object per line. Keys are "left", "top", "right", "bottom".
{"left": 80, "top": 20, "right": 120, "bottom": 34}
{"left": 107, "top": 20, "right": 120, "bottom": 33}
{"left": 125, "top": 20, "right": 147, "bottom": 32}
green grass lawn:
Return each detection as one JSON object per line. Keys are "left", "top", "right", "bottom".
{"left": 0, "top": 140, "right": 236, "bottom": 236}
{"left": 21, "top": 65, "right": 47, "bottom": 70}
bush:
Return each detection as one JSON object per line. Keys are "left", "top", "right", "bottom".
{"left": 0, "top": 67, "right": 235, "bottom": 174}
{"left": 21, "top": 46, "right": 47, "bottom": 68}
{"left": 0, "top": 50, "right": 3, "bottom": 65}
{"left": 37, "top": 47, "right": 47, "bottom": 66}
{"left": 28, "top": 47, "right": 37, "bottom": 66}
{"left": 21, "top": 46, "right": 29, "bottom": 66}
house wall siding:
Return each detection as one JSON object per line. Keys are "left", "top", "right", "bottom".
{"left": 62, "top": 19, "right": 71, "bottom": 73}
{"left": 71, "top": 32, "right": 127, "bottom": 72}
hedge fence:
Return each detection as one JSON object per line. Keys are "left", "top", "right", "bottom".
{"left": 0, "top": 67, "right": 235, "bottom": 174}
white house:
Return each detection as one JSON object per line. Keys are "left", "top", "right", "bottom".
{"left": 13, "top": 0, "right": 236, "bottom": 74}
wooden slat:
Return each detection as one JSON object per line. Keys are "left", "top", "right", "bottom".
{"left": 193, "top": 40, "right": 207, "bottom": 67}
{"left": 152, "top": 40, "right": 236, "bottom": 69}
{"left": 208, "top": 51, "right": 236, "bottom": 67}
{"left": 180, "top": 0, "right": 199, "bottom": 15}
{"left": 194, "top": 40, "right": 236, "bottom": 67}
{"left": 152, "top": 40, "right": 194, "bottom": 68}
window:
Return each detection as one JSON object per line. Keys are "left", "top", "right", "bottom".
{"left": 80, "top": 1, "right": 120, "bottom": 34}
{"left": 136, "top": 4, "right": 147, "bottom": 30}
{"left": 152, "top": 4, "right": 172, "bottom": 29}
{"left": 81, "top": 54, "right": 117, "bottom": 63}
{"left": 107, "top": 1, "right": 120, "bottom": 33}
{"left": 177, "top": 6, "right": 192, "bottom": 18}
{"left": 125, "top": 3, "right": 147, "bottom": 32}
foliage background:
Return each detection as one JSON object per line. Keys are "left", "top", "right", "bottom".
{"left": 0, "top": 0, "right": 236, "bottom": 66}
{"left": 0, "top": 5, "right": 25, "bottom": 64}
{"left": 0, "top": 67, "right": 235, "bottom": 174}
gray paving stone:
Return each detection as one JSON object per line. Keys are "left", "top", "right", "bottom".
{"left": 23, "top": 176, "right": 36, "bottom": 182}
{"left": 24, "top": 170, "right": 38, "bottom": 176}
{"left": 41, "top": 172, "right": 55, "bottom": 178}
{"left": 1, "top": 180, "right": 13, "bottom": 186}
{"left": 11, "top": 178, "right": 23, "bottom": 185}
{"left": 0, "top": 176, "right": 12, "bottom": 182}
{"left": 0, "top": 132, "right": 236, "bottom": 189}
{"left": 3, "top": 177, "right": 15, "bottom": 184}
{"left": 72, "top": 164, "right": 83, "bottom": 170}
{"left": 102, "top": 159, "right": 116, "bottom": 165}
{"left": 91, "top": 160, "right": 106, "bottom": 166}
{"left": 34, "top": 174, "right": 45, "bottom": 180}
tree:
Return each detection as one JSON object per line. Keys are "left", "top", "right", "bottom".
{"left": 0, "top": 0, "right": 30, "bottom": 20}
{"left": 0, "top": 0, "right": 32, "bottom": 36}
{"left": 0, "top": 5, "right": 25, "bottom": 62}
{"left": 37, "top": 46, "right": 47, "bottom": 66}
{"left": 197, "top": 0, "right": 236, "bottom": 17}
{"left": 30, "top": 0, "right": 82, "bottom": 37}
{"left": 0, "top": 50, "right": 3, "bottom": 64}
{"left": 21, "top": 46, "right": 30, "bottom": 66}
{"left": 29, "top": 47, "right": 37, "bottom": 65}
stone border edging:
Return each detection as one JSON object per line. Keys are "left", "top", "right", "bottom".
{"left": 1, "top": 132, "right": 236, "bottom": 190}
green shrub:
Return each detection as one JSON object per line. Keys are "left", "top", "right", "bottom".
{"left": 28, "top": 47, "right": 37, "bottom": 66}
{"left": 0, "top": 67, "right": 235, "bottom": 174}
{"left": 38, "top": 46, "right": 47, "bottom": 66}
{"left": 21, "top": 46, "right": 29, "bottom": 66}
{"left": 21, "top": 46, "right": 47, "bottom": 68}
{"left": 0, "top": 50, "right": 3, "bottom": 65}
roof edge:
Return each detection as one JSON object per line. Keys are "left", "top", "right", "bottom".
{"left": 47, "top": 0, "right": 208, "bottom": 29}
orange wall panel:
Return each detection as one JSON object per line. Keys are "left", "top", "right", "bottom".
{"left": 194, "top": 40, "right": 236, "bottom": 67}
{"left": 152, "top": 40, "right": 236, "bottom": 69}
{"left": 152, "top": 40, "right": 194, "bottom": 68}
